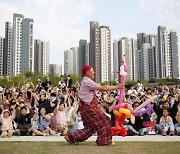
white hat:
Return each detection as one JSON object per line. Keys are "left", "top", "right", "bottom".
{"left": 3, "top": 109, "right": 10, "bottom": 114}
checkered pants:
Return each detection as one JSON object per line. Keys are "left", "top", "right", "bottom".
{"left": 70, "top": 95, "right": 112, "bottom": 145}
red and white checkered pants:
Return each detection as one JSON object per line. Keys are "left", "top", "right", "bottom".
{"left": 69, "top": 95, "right": 112, "bottom": 145}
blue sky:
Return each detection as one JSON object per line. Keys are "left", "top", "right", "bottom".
{"left": 0, "top": 0, "right": 180, "bottom": 67}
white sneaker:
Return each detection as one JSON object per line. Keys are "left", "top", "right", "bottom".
{"left": 1, "top": 131, "right": 8, "bottom": 138}
{"left": 32, "top": 133, "right": 35, "bottom": 136}
{"left": 43, "top": 133, "right": 49, "bottom": 136}
{"left": 50, "top": 129, "right": 56, "bottom": 135}
{"left": 7, "top": 130, "right": 13, "bottom": 137}
{"left": 56, "top": 133, "right": 61, "bottom": 136}
{"left": 148, "top": 131, "right": 156, "bottom": 135}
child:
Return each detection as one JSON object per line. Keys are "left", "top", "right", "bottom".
{"left": 157, "top": 108, "right": 175, "bottom": 136}
{"left": 15, "top": 105, "right": 34, "bottom": 136}
{"left": 56, "top": 102, "right": 68, "bottom": 135}
{"left": 0, "top": 107, "right": 15, "bottom": 138}
{"left": 31, "top": 107, "right": 50, "bottom": 136}
{"left": 49, "top": 107, "right": 59, "bottom": 135}
{"left": 175, "top": 102, "right": 180, "bottom": 135}
{"left": 70, "top": 108, "right": 84, "bottom": 132}
{"left": 127, "top": 102, "right": 150, "bottom": 136}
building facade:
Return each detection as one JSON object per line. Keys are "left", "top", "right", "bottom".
{"left": 4, "top": 22, "right": 13, "bottom": 75}
{"left": 89, "top": 21, "right": 111, "bottom": 82}
{"left": 22, "top": 18, "right": 34, "bottom": 73}
{"left": 113, "top": 40, "right": 119, "bottom": 81}
{"left": 64, "top": 47, "right": 78, "bottom": 75}
{"left": 100, "top": 26, "right": 111, "bottom": 82}
{"left": 78, "top": 39, "right": 87, "bottom": 74}
{"left": 41, "top": 41, "right": 49, "bottom": 76}
{"left": 12, "top": 13, "right": 24, "bottom": 75}
{"left": 0, "top": 37, "right": 4, "bottom": 76}
{"left": 170, "top": 31, "right": 179, "bottom": 78}
{"left": 49, "top": 64, "right": 62, "bottom": 76}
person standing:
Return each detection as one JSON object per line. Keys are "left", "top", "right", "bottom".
{"left": 66, "top": 75, "right": 72, "bottom": 89}
{"left": 65, "top": 65, "right": 124, "bottom": 146}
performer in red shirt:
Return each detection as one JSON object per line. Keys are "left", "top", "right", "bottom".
{"left": 65, "top": 65, "right": 124, "bottom": 146}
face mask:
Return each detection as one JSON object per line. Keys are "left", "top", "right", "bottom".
{"left": 51, "top": 97, "right": 56, "bottom": 102}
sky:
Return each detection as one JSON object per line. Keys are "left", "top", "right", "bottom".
{"left": 0, "top": 0, "right": 180, "bottom": 68}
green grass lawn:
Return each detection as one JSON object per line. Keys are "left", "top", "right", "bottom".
{"left": 0, "top": 142, "right": 179, "bottom": 154}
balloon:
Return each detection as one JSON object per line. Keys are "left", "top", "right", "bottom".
{"left": 111, "top": 113, "right": 128, "bottom": 137}
{"left": 133, "top": 95, "right": 157, "bottom": 113}
{"left": 133, "top": 104, "right": 154, "bottom": 115}
{"left": 114, "top": 103, "right": 125, "bottom": 110}
{"left": 111, "top": 56, "right": 160, "bottom": 137}
{"left": 114, "top": 59, "right": 128, "bottom": 111}
{"left": 163, "top": 95, "right": 167, "bottom": 100}
{"left": 119, "top": 108, "right": 131, "bottom": 118}
{"left": 113, "top": 110, "right": 121, "bottom": 117}
{"left": 111, "top": 56, "right": 129, "bottom": 137}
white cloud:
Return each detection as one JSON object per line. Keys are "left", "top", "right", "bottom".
{"left": 138, "top": 0, "right": 180, "bottom": 29}
{"left": 138, "top": 0, "right": 180, "bottom": 66}
{"left": 0, "top": 0, "right": 94, "bottom": 66}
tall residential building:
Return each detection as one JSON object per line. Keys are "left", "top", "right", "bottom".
{"left": 64, "top": 50, "right": 69, "bottom": 75}
{"left": 85, "top": 42, "right": 89, "bottom": 65}
{"left": 126, "top": 39, "right": 133, "bottom": 81}
{"left": 90, "top": 21, "right": 101, "bottom": 82}
{"left": 130, "top": 38, "right": 138, "bottom": 81}
{"left": 155, "top": 34, "right": 160, "bottom": 78}
{"left": 64, "top": 47, "right": 78, "bottom": 75}
{"left": 21, "top": 18, "right": 34, "bottom": 73}
{"left": 49, "top": 64, "right": 62, "bottom": 76}
{"left": 157, "top": 26, "right": 166, "bottom": 78}
{"left": 78, "top": 39, "right": 87, "bottom": 74}
{"left": 100, "top": 26, "right": 111, "bottom": 82}
{"left": 145, "top": 34, "right": 155, "bottom": 46}
{"left": 138, "top": 43, "right": 150, "bottom": 80}
{"left": 113, "top": 40, "right": 119, "bottom": 81}
{"left": 170, "top": 31, "right": 179, "bottom": 78}
{"left": 71, "top": 47, "right": 78, "bottom": 75}
{"left": 90, "top": 21, "right": 111, "bottom": 82}
{"left": 0, "top": 37, "right": 5, "bottom": 76}
{"left": 149, "top": 46, "right": 156, "bottom": 79}
{"left": 137, "top": 33, "right": 146, "bottom": 50}
{"left": 12, "top": 13, "right": 24, "bottom": 75}
{"left": 160, "top": 30, "right": 171, "bottom": 78}
{"left": 41, "top": 41, "right": 49, "bottom": 76}
{"left": 3, "top": 22, "right": 13, "bottom": 75}
{"left": 34, "top": 39, "right": 42, "bottom": 74}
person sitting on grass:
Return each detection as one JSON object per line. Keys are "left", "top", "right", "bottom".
{"left": 127, "top": 101, "right": 150, "bottom": 136}
{"left": 156, "top": 108, "right": 175, "bottom": 136}
{"left": 31, "top": 107, "right": 50, "bottom": 136}
{"left": 175, "top": 101, "right": 180, "bottom": 135}
{"left": 49, "top": 107, "right": 61, "bottom": 135}
{"left": 0, "top": 106, "right": 15, "bottom": 138}
{"left": 15, "top": 105, "right": 34, "bottom": 136}
{"left": 69, "top": 103, "right": 84, "bottom": 132}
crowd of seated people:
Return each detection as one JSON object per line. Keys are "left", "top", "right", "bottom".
{"left": 0, "top": 77, "right": 180, "bottom": 138}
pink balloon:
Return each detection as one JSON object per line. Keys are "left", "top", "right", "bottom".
{"left": 133, "top": 95, "right": 157, "bottom": 113}
{"left": 124, "top": 65, "right": 128, "bottom": 72}
{"left": 114, "top": 103, "right": 124, "bottom": 110}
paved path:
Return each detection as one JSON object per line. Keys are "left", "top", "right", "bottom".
{"left": 0, "top": 135, "right": 179, "bottom": 142}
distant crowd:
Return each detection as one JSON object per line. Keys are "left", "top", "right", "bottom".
{"left": 0, "top": 76, "right": 180, "bottom": 138}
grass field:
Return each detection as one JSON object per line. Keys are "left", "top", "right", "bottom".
{"left": 0, "top": 141, "right": 179, "bottom": 154}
